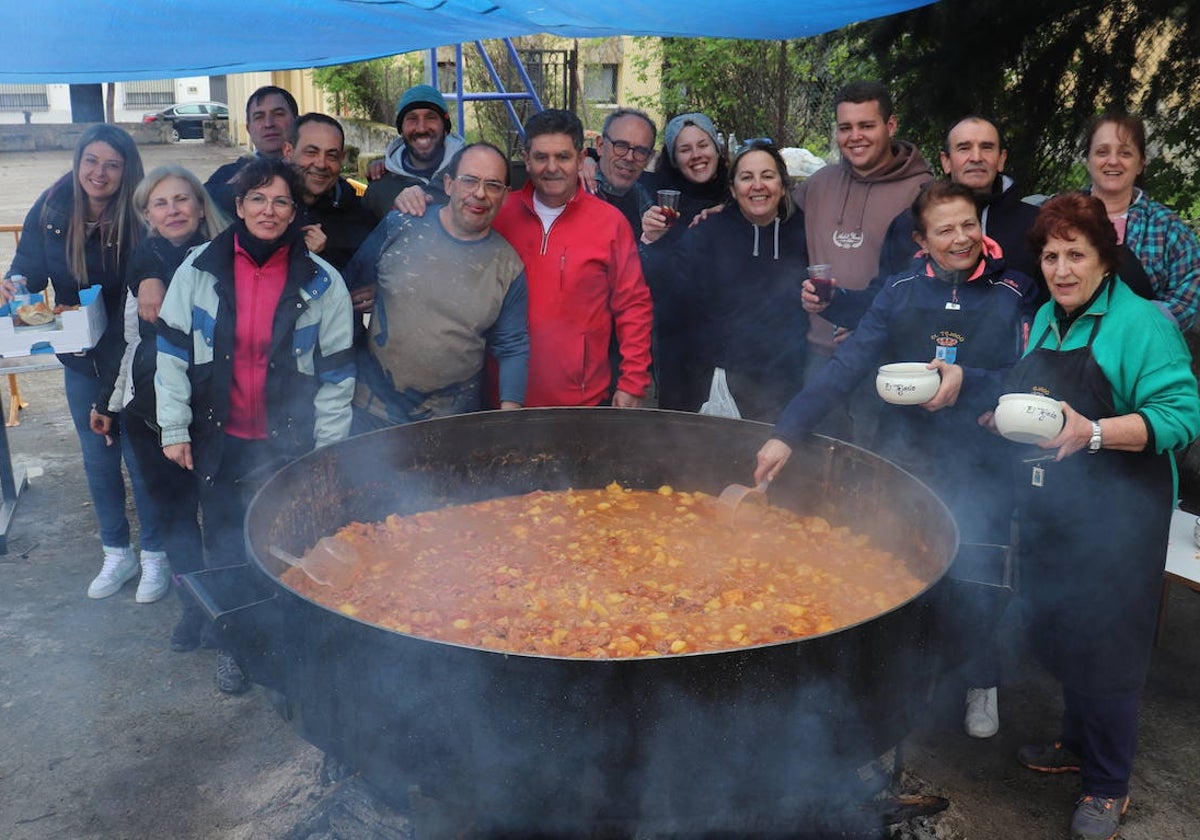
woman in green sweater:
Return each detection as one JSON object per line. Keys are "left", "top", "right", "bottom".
{"left": 990, "top": 191, "right": 1200, "bottom": 840}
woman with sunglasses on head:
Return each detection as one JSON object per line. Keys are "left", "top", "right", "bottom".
{"left": 2, "top": 125, "right": 169, "bottom": 603}
{"left": 645, "top": 142, "right": 808, "bottom": 421}
{"left": 156, "top": 157, "right": 355, "bottom": 693}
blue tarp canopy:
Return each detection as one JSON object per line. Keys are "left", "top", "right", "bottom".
{"left": 2, "top": 0, "right": 935, "bottom": 84}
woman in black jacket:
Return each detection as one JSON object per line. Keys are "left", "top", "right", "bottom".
{"left": 98, "top": 165, "right": 227, "bottom": 649}
{"left": 645, "top": 142, "right": 808, "bottom": 421}
{"left": 2, "top": 125, "right": 164, "bottom": 603}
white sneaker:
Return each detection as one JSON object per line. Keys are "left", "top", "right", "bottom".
{"left": 136, "top": 550, "right": 171, "bottom": 604}
{"left": 88, "top": 546, "right": 139, "bottom": 599}
{"left": 964, "top": 686, "right": 999, "bottom": 738}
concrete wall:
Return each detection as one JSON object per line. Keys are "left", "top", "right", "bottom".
{"left": 0, "top": 122, "right": 171, "bottom": 152}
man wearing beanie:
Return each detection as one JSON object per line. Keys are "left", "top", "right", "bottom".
{"left": 363, "top": 84, "right": 466, "bottom": 223}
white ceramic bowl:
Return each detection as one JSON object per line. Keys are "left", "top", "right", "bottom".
{"left": 875, "top": 363, "right": 940, "bottom": 405}
{"left": 993, "top": 392, "right": 1065, "bottom": 444}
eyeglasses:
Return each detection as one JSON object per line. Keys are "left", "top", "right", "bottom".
{"left": 452, "top": 174, "right": 508, "bottom": 198}
{"left": 241, "top": 193, "right": 295, "bottom": 212}
{"left": 603, "top": 135, "right": 653, "bottom": 163}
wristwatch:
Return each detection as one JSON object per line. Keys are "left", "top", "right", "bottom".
{"left": 1087, "top": 420, "right": 1103, "bottom": 453}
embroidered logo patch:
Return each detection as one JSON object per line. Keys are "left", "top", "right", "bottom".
{"left": 832, "top": 229, "right": 864, "bottom": 249}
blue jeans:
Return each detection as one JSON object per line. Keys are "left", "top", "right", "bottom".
{"left": 63, "top": 364, "right": 162, "bottom": 551}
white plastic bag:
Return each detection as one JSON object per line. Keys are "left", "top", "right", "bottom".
{"left": 699, "top": 367, "right": 742, "bottom": 419}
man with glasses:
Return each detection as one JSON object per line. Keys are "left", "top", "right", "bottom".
{"left": 492, "top": 109, "right": 653, "bottom": 408}
{"left": 343, "top": 143, "right": 529, "bottom": 428}
{"left": 204, "top": 85, "right": 299, "bottom": 216}
{"left": 593, "top": 108, "right": 657, "bottom": 237}
{"left": 282, "top": 113, "right": 374, "bottom": 270}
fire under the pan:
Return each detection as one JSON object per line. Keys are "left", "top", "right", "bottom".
{"left": 284, "top": 753, "right": 951, "bottom": 839}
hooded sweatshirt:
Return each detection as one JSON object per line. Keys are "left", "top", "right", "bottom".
{"left": 793, "top": 140, "right": 932, "bottom": 354}
{"left": 362, "top": 133, "right": 467, "bottom": 223}
{"left": 644, "top": 203, "right": 809, "bottom": 421}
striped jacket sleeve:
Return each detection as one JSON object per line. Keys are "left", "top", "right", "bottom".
{"left": 154, "top": 249, "right": 206, "bottom": 446}
{"left": 306, "top": 256, "right": 356, "bottom": 448}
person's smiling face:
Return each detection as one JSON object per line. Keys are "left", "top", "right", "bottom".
{"left": 236, "top": 176, "right": 296, "bottom": 242}
{"left": 835, "top": 99, "right": 897, "bottom": 176}
{"left": 913, "top": 197, "right": 983, "bottom": 273}
{"left": 673, "top": 125, "right": 719, "bottom": 185}
{"left": 732, "top": 150, "right": 784, "bottom": 226}
{"left": 78, "top": 141, "right": 125, "bottom": 208}
{"left": 599, "top": 114, "right": 654, "bottom": 192}
{"left": 146, "top": 175, "right": 203, "bottom": 247}
{"left": 290, "top": 121, "right": 344, "bottom": 203}
{"left": 523, "top": 133, "right": 581, "bottom": 208}
{"left": 1087, "top": 120, "right": 1145, "bottom": 202}
{"left": 402, "top": 107, "right": 448, "bottom": 166}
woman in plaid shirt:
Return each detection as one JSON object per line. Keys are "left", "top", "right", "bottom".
{"left": 1084, "top": 112, "right": 1200, "bottom": 331}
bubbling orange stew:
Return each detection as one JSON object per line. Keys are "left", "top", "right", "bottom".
{"left": 281, "top": 482, "right": 926, "bottom": 658}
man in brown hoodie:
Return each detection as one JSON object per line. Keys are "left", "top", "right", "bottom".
{"left": 792, "top": 80, "right": 932, "bottom": 442}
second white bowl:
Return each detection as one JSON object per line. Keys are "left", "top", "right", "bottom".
{"left": 993, "top": 392, "right": 1065, "bottom": 443}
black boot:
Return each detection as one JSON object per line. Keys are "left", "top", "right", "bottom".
{"left": 169, "top": 578, "right": 206, "bottom": 652}
{"left": 215, "top": 650, "right": 250, "bottom": 694}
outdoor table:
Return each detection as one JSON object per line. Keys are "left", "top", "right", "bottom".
{"left": 1156, "top": 507, "right": 1200, "bottom": 645}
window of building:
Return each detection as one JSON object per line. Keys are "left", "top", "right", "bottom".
{"left": 0, "top": 84, "right": 49, "bottom": 112}
{"left": 123, "top": 79, "right": 174, "bottom": 107}
{"left": 585, "top": 64, "right": 618, "bottom": 104}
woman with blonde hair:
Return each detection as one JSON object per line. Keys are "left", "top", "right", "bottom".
{"left": 3, "top": 125, "right": 165, "bottom": 603}
{"left": 95, "top": 165, "right": 227, "bottom": 648}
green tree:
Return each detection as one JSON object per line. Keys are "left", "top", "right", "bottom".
{"left": 314, "top": 56, "right": 422, "bottom": 125}
{"left": 629, "top": 34, "right": 878, "bottom": 155}
{"left": 859, "top": 0, "right": 1200, "bottom": 215}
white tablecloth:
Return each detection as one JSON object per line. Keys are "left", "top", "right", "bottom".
{"left": 1166, "top": 509, "right": 1200, "bottom": 588}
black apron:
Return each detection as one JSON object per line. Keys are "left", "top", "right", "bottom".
{"left": 1003, "top": 283, "right": 1172, "bottom": 696}
{"left": 873, "top": 276, "right": 1019, "bottom": 544}
{"left": 1116, "top": 244, "right": 1155, "bottom": 302}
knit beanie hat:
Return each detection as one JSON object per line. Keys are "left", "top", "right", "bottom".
{"left": 663, "top": 113, "right": 719, "bottom": 167}
{"left": 395, "top": 84, "right": 452, "bottom": 133}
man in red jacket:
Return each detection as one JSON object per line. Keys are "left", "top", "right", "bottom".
{"left": 491, "top": 109, "right": 653, "bottom": 407}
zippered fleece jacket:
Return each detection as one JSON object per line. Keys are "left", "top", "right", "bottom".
{"left": 155, "top": 226, "right": 355, "bottom": 484}
{"left": 793, "top": 141, "right": 932, "bottom": 354}
{"left": 492, "top": 182, "right": 653, "bottom": 407}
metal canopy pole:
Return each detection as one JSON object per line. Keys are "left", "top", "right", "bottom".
{"left": 425, "top": 38, "right": 545, "bottom": 146}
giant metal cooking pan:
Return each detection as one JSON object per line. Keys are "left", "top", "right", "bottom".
{"left": 197, "top": 408, "right": 980, "bottom": 833}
